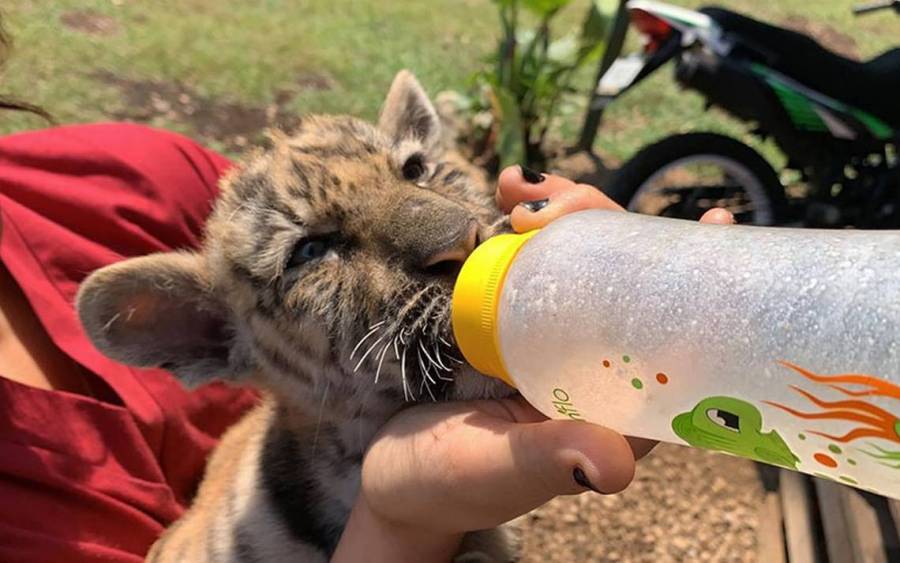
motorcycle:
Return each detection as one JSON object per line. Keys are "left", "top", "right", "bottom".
{"left": 599, "top": 0, "right": 900, "bottom": 227}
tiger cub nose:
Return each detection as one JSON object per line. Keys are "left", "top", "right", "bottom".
{"left": 421, "top": 221, "right": 479, "bottom": 272}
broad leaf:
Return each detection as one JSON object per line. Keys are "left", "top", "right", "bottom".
{"left": 595, "top": 0, "right": 621, "bottom": 18}
{"left": 521, "top": 0, "right": 572, "bottom": 17}
{"left": 516, "top": 29, "right": 538, "bottom": 46}
{"left": 547, "top": 35, "right": 578, "bottom": 66}
{"left": 492, "top": 86, "right": 526, "bottom": 168}
{"left": 578, "top": 0, "right": 617, "bottom": 60}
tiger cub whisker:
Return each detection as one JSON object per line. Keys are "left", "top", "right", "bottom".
{"left": 349, "top": 320, "right": 385, "bottom": 360}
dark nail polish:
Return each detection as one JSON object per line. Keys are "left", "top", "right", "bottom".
{"left": 520, "top": 166, "right": 545, "bottom": 184}
{"left": 573, "top": 467, "right": 600, "bottom": 493}
{"left": 520, "top": 198, "right": 549, "bottom": 212}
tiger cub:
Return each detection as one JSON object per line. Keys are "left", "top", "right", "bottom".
{"left": 77, "top": 70, "right": 518, "bottom": 562}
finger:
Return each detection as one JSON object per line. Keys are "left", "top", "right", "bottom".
{"left": 510, "top": 183, "right": 623, "bottom": 232}
{"left": 509, "top": 418, "right": 636, "bottom": 498}
{"left": 699, "top": 208, "right": 735, "bottom": 225}
{"left": 488, "top": 397, "right": 656, "bottom": 459}
{"left": 489, "top": 398, "right": 656, "bottom": 459}
{"left": 483, "top": 397, "right": 656, "bottom": 459}
{"left": 496, "top": 166, "right": 581, "bottom": 213}
{"left": 454, "top": 418, "right": 635, "bottom": 527}
{"left": 501, "top": 397, "right": 655, "bottom": 459}
{"left": 475, "top": 394, "right": 550, "bottom": 424}
{"left": 365, "top": 413, "right": 635, "bottom": 532}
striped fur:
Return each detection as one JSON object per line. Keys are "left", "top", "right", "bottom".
{"left": 77, "top": 71, "right": 519, "bottom": 562}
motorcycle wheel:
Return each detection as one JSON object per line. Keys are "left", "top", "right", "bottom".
{"left": 606, "top": 132, "right": 787, "bottom": 225}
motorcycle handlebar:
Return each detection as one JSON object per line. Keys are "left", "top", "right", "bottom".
{"left": 853, "top": 0, "right": 898, "bottom": 15}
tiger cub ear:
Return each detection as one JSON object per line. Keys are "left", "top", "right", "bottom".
{"left": 378, "top": 70, "right": 442, "bottom": 153}
{"left": 76, "top": 252, "right": 247, "bottom": 386}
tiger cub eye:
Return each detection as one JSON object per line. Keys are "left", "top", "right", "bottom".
{"left": 402, "top": 153, "right": 426, "bottom": 181}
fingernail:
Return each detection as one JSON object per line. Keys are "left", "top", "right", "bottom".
{"left": 573, "top": 467, "right": 600, "bottom": 493}
{"left": 519, "top": 198, "right": 549, "bottom": 212}
{"left": 520, "top": 166, "right": 545, "bottom": 184}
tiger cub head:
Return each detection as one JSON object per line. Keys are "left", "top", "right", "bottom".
{"left": 77, "top": 71, "right": 514, "bottom": 421}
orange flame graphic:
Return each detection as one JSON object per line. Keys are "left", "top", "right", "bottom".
{"left": 764, "top": 361, "right": 900, "bottom": 444}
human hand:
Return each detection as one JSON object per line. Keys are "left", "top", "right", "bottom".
{"left": 495, "top": 165, "right": 736, "bottom": 231}
{"left": 332, "top": 167, "right": 735, "bottom": 563}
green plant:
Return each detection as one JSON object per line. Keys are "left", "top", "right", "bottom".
{"left": 447, "top": 0, "right": 617, "bottom": 170}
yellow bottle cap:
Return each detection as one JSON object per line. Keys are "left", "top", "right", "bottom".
{"left": 451, "top": 229, "right": 539, "bottom": 386}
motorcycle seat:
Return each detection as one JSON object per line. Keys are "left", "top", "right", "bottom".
{"left": 700, "top": 6, "right": 900, "bottom": 129}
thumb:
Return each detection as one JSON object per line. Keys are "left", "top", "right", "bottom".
{"left": 508, "top": 418, "right": 636, "bottom": 500}
{"left": 360, "top": 402, "right": 637, "bottom": 534}
{"left": 416, "top": 416, "right": 636, "bottom": 532}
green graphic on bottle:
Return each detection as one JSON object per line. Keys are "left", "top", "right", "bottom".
{"left": 672, "top": 396, "right": 800, "bottom": 469}
{"left": 861, "top": 443, "right": 900, "bottom": 469}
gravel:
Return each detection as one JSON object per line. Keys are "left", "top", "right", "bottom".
{"left": 517, "top": 443, "right": 765, "bottom": 562}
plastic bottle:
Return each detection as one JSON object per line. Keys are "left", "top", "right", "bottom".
{"left": 452, "top": 209, "right": 900, "bottom": 498}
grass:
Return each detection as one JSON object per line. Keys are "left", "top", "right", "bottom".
{"left": 1, "top": 0, "right": 897, "bottom": 164}
{"left": 1, "top": 0, "right": 500, "bottom": 153}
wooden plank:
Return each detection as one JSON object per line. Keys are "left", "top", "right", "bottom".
{"left": 815, "top": 479, "right": 887, "bottom": 563}
{"left": 816, "top": 480, "right": 857, "bottom": 562}
{"left": 779, "top": 470, "right": 816, "bottom": 563}
{"left": 758, "top": 491, "right": 787, "bottom": 563}
{"left": 843, "top": 488, "right": 887, "bottom": 563}
{"left": 890, "top": 499, "right": 900, "bottom": 542}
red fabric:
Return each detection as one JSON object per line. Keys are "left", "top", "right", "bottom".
{"left": 0, "top": 123, "right": 259, "bottom": 562}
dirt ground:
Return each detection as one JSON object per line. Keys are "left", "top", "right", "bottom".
{"left": 518, "top": 443, "right": 765, "bottom": 562}
{"left": 94, "top": 70, "right": 322, "bottom": 154}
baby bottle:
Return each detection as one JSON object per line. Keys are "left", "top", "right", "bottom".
{"left": 452, "top": 209, "right": 900, "bottom": 498}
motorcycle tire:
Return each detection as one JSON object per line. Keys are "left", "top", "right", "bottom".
{"left": 606, "top": 132, "right": 787, "bottom": 225}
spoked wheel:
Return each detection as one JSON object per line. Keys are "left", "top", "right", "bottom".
{"left": 606, "top": 133, "right": 787, "bottom": 225}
